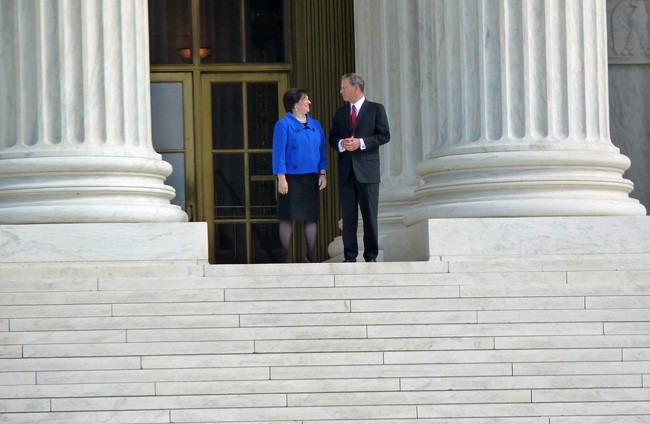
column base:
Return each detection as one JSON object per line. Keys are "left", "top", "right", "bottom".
{"left": 0, "top": 156, "right": 187, "bottom": 224}
{"left": 404, "top": 146, "right": 646, "bottom": 226}
{"left": 327, "top": 186, "right": 419, "bottom": 261}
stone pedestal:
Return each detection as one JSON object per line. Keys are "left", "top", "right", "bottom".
{"left": 385, "top": 216, "right": 650, "bottom": 262}
{"left": 0, "top": 0, "right": 186, "bottom": 223}
{"left": 0, "top": 223, "right": 208, "bottom": 263}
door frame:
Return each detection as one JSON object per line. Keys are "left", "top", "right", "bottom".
{"left": 200, "top": 72, "right": 289, "bottom": 263}
{"left": 149, "top": 72, "right": 197, "bottom": 221}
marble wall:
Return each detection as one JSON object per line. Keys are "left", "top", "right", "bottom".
{"left": 609, "top": 66, "right": 650, "bottom": 213}
{"left": 608, "top": 0, "right": 650, "bottom": 213}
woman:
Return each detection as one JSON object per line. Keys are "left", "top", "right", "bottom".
{"left": 272, "top": 88, "right": 328, "bottom": 263}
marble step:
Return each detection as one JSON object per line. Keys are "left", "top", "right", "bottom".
{"left": 4, "top": 267, "right": 650, "bottom": 293}
{"left": 1, "top": 252, "right": 649, "bottom": 280}
{"left": 1, "top": 260, "right": 649, "bottom": 424}
{"left": 8, "top": 308, "right": 650, "bottom": 334}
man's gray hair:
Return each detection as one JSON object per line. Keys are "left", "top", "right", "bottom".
{"left": 342, "top": 73, "right": 365, "bottom": 92}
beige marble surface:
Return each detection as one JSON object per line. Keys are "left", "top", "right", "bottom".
{"left": 0, "top": 222, "right": 208, "bottom": 263}
{"left": 386, "top": 216, "right": 650, "bottom": 261}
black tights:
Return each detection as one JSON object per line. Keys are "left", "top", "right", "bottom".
{"left": 279, "top": 220, "right": 318, "bottom": 263}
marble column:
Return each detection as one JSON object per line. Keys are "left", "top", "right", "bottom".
{"left": 337, "top": 0, "right": 427, "bottom": 256}
{"left": 0, "top": 0, "right": 186, "bottom": 223}
{"left": 400, "top": 0, "right": 646, "bottom": 226}
{"left": 329, "top": 0, "right": 427, "bottom": 259}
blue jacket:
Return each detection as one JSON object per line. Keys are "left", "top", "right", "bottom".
{"left": 273, "top": 113, "right": 327, "bottom": 175}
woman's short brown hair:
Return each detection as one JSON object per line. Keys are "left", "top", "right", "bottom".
{"left": 283, "top": 88, "right": 309, "bottom": 113}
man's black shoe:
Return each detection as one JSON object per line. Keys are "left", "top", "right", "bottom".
{"left": 343, "top": 258, "right": 356, "bottom": 262}
{"left": 365, "top": 258, "right": 377, "bottom": 262}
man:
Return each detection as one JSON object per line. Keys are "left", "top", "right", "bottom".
{"left": 329, "top": 73, "right": 390, "bottom": 262}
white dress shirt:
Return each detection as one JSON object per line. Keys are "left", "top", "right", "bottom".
{"left": 338, "top": 97, "right": 367, "bottom": 152}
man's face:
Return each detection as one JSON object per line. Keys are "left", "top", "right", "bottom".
{"left": 339, "top": 78, "right": 358, "bottom": 103}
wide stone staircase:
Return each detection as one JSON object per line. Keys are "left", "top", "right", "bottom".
{"left": 2, "top": 254, "right": 650, "bottom": 423}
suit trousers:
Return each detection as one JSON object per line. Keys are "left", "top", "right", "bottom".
{"left": 340, "top": 170, "right": 380, "bottom": 261}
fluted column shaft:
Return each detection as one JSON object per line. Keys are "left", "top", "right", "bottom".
{"left": 327, "top": 0, "right": 427, "bottom": 259}
{"left": 401, "top": 0, "right": 645, "bottom": 225}
{"left": 426, "top": 0, "right": 607, "bottom": 150}
{"left": 353, "top": 0, "right": 428, "bottom": 234}
{"left": 0, "top": 0, "right": 186, "bottom": 223}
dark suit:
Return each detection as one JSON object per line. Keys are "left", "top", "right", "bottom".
{"left": 329, "top": 99, "right": 390, "bottom": 261}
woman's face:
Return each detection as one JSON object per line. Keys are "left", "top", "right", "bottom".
{"left": 294, "top": 95, "right": 311, "bottom": 115}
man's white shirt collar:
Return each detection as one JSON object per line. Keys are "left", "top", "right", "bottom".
{"left": 351, "top": 97, "right": 365, "bottom": 113}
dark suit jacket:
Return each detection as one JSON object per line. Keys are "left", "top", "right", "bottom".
{"left": 329, "top": 100, "right": 390, "bottom": 184}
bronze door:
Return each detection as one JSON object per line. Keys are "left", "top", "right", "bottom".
{"left": 201, "top": 73, "right": 288, "bottom": 263}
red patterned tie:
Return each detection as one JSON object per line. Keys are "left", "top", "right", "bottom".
{"left": 351, "top": 105, "right": 357, "bottom": 128}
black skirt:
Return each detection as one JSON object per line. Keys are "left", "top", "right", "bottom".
{"left": 277, "top": 173, "right": 320, "bottom": 221}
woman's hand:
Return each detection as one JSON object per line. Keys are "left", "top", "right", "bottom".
{"left": 319, "top": 174, "right": 327, "bottom": 190}
{"left": 278, "top": 174, "right": 288, "bottom": 194}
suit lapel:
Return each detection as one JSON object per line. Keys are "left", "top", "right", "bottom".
{"left": 346, "top": 105, "right": 355, "bottom": 134}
